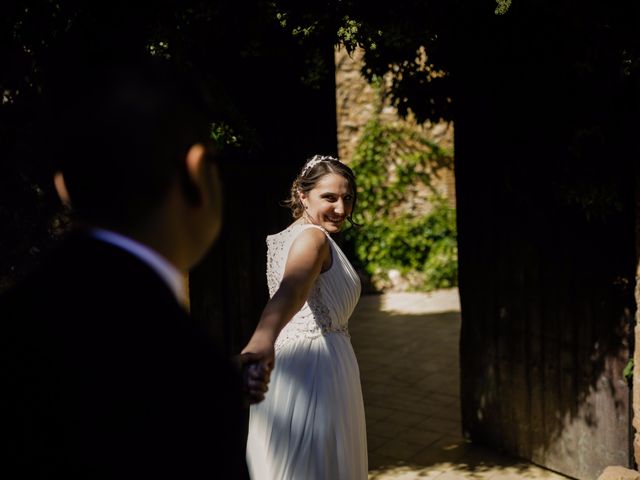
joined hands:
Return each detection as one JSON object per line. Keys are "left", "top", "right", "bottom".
{"left": 237, "top": 350, "right": 273, "bottom": 405}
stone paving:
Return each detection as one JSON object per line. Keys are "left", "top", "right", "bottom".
{"left": 349, "top": 289, "right": 569, "bottom": 480}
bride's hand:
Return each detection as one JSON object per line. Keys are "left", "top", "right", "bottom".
{"left": 242, "top": 329, "right": 276, "bottom": 372}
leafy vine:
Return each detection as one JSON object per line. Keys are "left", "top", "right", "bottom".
{"left": 345, "top": 116, "right": 458, "bottom": 291}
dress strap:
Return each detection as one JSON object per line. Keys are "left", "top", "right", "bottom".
{"left": 291, "top": 224, "right": 334, "bottom": 273}
{"left": 295, "top": 223, "right": 329, "bottom": 236}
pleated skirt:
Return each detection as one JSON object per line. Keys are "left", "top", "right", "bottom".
{"left": 246, "top": 333, "right": 368, "bottom": 480}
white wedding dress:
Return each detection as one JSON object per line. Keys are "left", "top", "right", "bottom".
{"left": 246, "top": 223, "right": 368, "bottom": 480}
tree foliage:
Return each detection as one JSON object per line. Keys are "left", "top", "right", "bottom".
{"left": 273, "top": 0, "right": 458, "bottom": 123}
{"left": 275, "top": 0, "right": 640, "bottom": 121}
{"left": 2, "top": 0, "right": 640, "bottom": 288}
{"left": 0, "top": 0, "right": 330, "bottom": 288}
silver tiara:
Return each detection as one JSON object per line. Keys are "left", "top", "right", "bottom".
{"left": 301, "top": 155, "right": 339, "bottom": 176}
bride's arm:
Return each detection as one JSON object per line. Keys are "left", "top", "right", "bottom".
{"left": 241, "top": 228, "right": 330, "bottom": 372}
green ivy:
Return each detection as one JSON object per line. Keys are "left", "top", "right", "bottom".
{"left": 494, "top": 0, "right": 512, "bottom": 15}
{"left": 210, "top": 122, "right": 242, "bottom": 147}
{"left": 345, "top": 117, "right": 458, "bottom": 291}
{"left": 623, "top": 358, "right": 634, "bottom": 384}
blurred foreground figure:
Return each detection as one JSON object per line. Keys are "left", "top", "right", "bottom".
{"left": 1, "top": 59, "right": 253, "bottom": 479}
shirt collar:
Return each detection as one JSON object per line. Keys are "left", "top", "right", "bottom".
{"left": 89, "top": 228, "right": 187, "bottom": 307}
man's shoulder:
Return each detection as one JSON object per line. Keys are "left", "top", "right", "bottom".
{"left": 1, "top": 234, "right": 184, "bottom": 339}
{"left": 9, "top": 234, "right": 144, "bottom": 282}
{"left": 35, "top": 234, "right": 169, "bottom": 293}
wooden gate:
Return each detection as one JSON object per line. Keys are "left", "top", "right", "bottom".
{"left": 454, "top": 4, "right": 636, "bottom": 476}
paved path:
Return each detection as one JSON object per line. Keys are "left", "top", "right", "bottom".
{"left": 350, "top": 290, "right": 568, "bottom": 480}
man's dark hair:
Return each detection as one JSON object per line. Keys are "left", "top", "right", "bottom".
{"left": 51, "top": 58, "right": 215, "bottom": 228}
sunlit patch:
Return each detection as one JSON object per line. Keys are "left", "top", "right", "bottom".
{"left": 367, "top": 459, "right": 569, "bottom": 479}
{"left": 380, "top": 290, "right": 461, "bottom": 315}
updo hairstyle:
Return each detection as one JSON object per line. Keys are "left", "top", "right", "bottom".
{"left": 283, "top": 155, "right": 358, "bottom": 226}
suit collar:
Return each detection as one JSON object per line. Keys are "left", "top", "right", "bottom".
{"left": 89, "top": 228, "right": 187, "bottom": 307}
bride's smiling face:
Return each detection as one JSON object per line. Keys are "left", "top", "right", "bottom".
{"left": 300, "top": 173, "right": 354, "bottom": 233}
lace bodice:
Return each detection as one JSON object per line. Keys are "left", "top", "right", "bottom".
{"left": 266, "top": 224, "right": 361, "bottom": 352}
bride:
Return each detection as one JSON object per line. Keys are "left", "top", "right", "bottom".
{"left": 242, "top": 155, "right": 368, "bottom": 479}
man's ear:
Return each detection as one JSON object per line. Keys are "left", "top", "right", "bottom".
{"left": 181, "top": 143, "right": 206, "bottom": 206}
{"left": 53, "top": 171, "right": 72, "bottom": 207}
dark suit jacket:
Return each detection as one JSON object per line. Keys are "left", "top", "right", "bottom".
{"left": 2, "top": 233, "right": 248, "bottom": 479}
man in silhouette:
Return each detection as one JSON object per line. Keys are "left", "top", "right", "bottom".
{"left": 2, "top": 59, "right": 264, "bottom": 478}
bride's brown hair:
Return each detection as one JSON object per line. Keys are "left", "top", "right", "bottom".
{"left": 283, "top": 155, "right": 359, "bottom": 226}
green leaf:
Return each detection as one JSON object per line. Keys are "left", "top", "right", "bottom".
{"left": 623, "top": 359, "right": 634, "bottom": 381}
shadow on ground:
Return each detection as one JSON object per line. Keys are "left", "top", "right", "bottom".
{"left": 350, "top": 292, "right": 567, "bottom": 480}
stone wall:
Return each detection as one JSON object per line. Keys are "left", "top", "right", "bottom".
{"left": 334, "top": 47, "right": 456, "bottom": 208}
